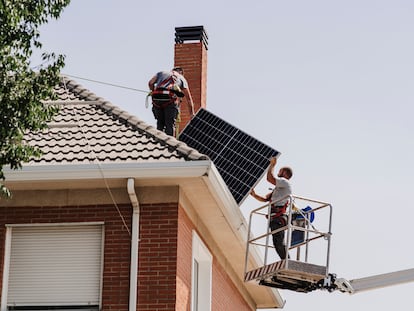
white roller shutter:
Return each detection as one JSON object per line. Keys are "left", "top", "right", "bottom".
{"left": 6, "top": 224, "right": 103, "bottom": 308}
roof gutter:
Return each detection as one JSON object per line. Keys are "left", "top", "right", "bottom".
{"left": 127, "top": 178, "right": 139, "bottom": 311}
{"left": 3, "top": 161, "right": 212, "bottom": 182}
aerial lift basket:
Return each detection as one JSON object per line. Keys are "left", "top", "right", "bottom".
{"left": 244, "top": 195, "right": 333, "bottom": 293}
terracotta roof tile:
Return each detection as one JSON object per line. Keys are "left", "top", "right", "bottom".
{"left": 23, "top": 76, "right": 208, "bottom": 165}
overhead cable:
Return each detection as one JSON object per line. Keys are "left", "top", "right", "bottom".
{"left": 63, "top": 73, "right": 149, "bottom": 94}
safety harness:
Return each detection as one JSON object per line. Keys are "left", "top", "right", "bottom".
{"left": 151, "top": 71, "right": 184, "bottom": 109}
{"left": 269, "top": 201, "right": 289, "bottom": 220}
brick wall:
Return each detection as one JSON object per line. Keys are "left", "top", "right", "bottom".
{"left": 138, "top": 202, "right": 179, "bottom": 310}
{"left": 176, "top": 206, "right": 193, "bottom": 311}
{"left": 174, "top": 41, "right": 208, "bottom": 134}
{"left": 0, "top": 204, "right": 132, "bottom": 311}
{"left": 212, "top": 260, "right": 253, "bottom": 311}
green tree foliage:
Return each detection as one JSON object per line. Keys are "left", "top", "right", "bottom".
{"left": 0, "top": 0, "right": 70, "bottom": 196}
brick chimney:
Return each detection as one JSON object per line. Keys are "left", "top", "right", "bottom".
{"left": 174, "top": 26, "right": 208, "bottom": 134}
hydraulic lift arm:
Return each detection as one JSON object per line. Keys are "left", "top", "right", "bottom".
{"left": 334, "top": 268, "right": 414, "bottom": 294}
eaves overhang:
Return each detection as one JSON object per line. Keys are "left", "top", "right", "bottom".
{"left": 4, "top": 161, "right": 212, "bottom": 182}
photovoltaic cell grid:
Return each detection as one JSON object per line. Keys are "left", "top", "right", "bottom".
{"left": 179, "top": 108, "right": 280, "bottom": 205}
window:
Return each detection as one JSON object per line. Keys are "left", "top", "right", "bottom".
{"left": 191, "top": 232, "right": 212, "bottom": 311}
{"left": 1, "top": 223, "right": 104, "bottom": 311}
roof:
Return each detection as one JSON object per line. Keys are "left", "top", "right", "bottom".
{"left": 23, "top": 76, "right": 208, "bottom": 165}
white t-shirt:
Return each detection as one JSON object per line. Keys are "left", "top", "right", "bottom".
{"left": 270, "top": 177, "right": 292, "bottom": 206}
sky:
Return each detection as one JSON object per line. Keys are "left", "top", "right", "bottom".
{"left": 32, "top": 0, "right": 414, "bottom": 310}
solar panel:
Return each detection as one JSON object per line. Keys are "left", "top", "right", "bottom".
{"left": 179, "top": 108, "right": 280, "bottom": 205}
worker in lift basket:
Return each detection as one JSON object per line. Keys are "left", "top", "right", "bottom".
{"left": 148, "top": 67, "right": 195, "bottom": 137}
{"left": 250, "top": 157, "right": 293, "bottom": 260}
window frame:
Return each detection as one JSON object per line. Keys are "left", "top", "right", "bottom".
{"left": 191, "top": 231, "right": 212, "bottom": 311}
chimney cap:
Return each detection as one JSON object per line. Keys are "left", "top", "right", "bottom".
{"left": 175, "top": 25, "right": 208, "bottom": 50}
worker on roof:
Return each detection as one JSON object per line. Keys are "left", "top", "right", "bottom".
{"left": 250, "top": 157, "right": 293, "bottom": 260}
{"left": 148, "top": 67, "right": 195, "bottom": 136}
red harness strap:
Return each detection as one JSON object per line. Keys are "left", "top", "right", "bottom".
{"left": 152, "top": 72, "right": 184, "bottom": 108}
{"left": 270, "top": 201, "right": 289, "bottom": 219}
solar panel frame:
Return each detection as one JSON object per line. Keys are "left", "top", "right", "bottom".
{"left": 179, "top": 108, "right": 280, "bottom": 205}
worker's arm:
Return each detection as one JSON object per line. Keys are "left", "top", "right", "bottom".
{"left": 182, "top": 88, "right": 195, "bottom": 116}
{"left": 148, "top": 76, "right": 157, "bottom": 91}
{"left": 267, "top": 157, "right": 277, "bottom": 185}
{"left": 250, "top": 189, "right": 270, "bottom": 202}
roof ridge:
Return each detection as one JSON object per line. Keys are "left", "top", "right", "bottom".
{"left": 58, "top": 75, "right": 208, "bottom": 161}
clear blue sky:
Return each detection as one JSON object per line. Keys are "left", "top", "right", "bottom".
{"left": 33, "top": 0, "right": 414, "bottom": 310}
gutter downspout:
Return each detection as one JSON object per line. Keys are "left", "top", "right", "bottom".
{"left": 127, "top": 178, "right": 140, "bottom": 311}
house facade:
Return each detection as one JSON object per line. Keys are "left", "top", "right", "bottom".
{"left": 0, "top": 26, "right": 283, "bottom": 310}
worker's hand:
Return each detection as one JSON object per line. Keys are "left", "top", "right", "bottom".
{"left": 250, "top": 189, "right": 256, "bottom": 196}
{"left": 188, "top": 101, "right": 195, "bottom": 116}
{"left": 269, "top": 157, "right": 277, "bottom": 167}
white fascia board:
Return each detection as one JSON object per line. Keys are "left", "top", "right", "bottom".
{"left": 203, "top": 164, "right": 257, "bottom": 255}
{"left": 3, "top": 161, "right": 212, "bottom": 181}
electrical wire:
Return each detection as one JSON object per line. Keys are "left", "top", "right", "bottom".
{"left": 63, "top": 73, "right": 149, "bottom": 94}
